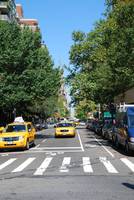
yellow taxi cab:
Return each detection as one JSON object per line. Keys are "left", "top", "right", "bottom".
{"left": 55, "top": 122, "right": 76, "bottom": 137}
{"left": 0, "top": 121, "right": 36, "bottom": 150}
{"left": 73, "top": 121, "right": 80, "bottom": 126}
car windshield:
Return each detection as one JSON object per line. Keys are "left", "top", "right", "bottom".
{"left": 128, "top": 115, "right": 134, "bottom": 128}
{"left": 4, "top": 125, "right": 26, "bottom": 132}
{"left": 57, "top": 123, "right": 73, "bottom": 127}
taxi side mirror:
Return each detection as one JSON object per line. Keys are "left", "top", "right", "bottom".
{"left": 0, "top": 127, "right": 4, "bottom": 133}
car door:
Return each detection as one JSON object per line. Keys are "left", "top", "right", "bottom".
{"left": 31, "top": 124, "right": 35, "bottom": 141}
{"left": 27, "top": 124, "right": 32, "bottom": 143}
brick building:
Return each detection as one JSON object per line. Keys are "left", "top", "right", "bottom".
{"left": 16, "top": 4, "right": 39, "bottom": 32}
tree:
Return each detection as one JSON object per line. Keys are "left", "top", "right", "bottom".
{"left": 0, "top": 21, "right": 61, "bottom": 123}
{"left": 68, "top": 0, "right": 134, "bottom": 115}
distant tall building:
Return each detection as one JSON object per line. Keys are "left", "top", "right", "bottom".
{"left": 16, "top": 4, "right": 39, "bottom": 32}
{"left": 0, "top": 0, "right": 16, "bottom": 22}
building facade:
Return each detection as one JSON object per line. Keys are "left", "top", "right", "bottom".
{"left": 114, "top": 88, "right": 134, "bottom": 104}
{"left": 0, "top": 0, "right": 16, "bottom": 22}
{"left": 16, "top": 4, "right": 39, "bottom": 32}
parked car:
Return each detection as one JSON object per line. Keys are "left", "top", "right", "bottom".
{"left": 86, "top": 119, "right": 93, "bottom": 130}
{"left": 35, "top": 123, "right": 42, "bottom": 131}
{"left": 101, "top": 119, "right": 113, "bottom": 139}
{"left": 94, "top": 119, "right": 103, "bottom": 135}
{"left": 87, "top": 119, "right": 101, "bottom": 133}
{"left": 42, "top": 122, "right": 48, "bottom": 129}
{"left": 113, "top": 107, "right": 134, "bottom": 154}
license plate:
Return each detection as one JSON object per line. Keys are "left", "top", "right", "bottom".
{"left": 7, "top": 141, "right": 13, "bottom": 144}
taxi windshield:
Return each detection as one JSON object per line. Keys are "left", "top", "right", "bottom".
{"left": 4, "top": 125, "right": 26, "bottom": 132}
{"left": 57, "top": 123, "right": 73, "bottom": 127}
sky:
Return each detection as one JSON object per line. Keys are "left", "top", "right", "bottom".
{"left": 15, "top": 0, "right": 106, "bottom": 69}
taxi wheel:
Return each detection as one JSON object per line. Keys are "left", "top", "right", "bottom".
{"left": 31, "top": 140, "right": 36, "bottom": 147}
{"left": 25, "top": 140, "right": 30, "bottom": 150}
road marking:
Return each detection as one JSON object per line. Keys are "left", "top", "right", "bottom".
{"left": 85, "top": 144, "right": 97, "bottom": 148}
{"left": 0, "top": 150, "right": 84, "bottom": 155}
{"left": 12, "top": 157, "right": 36, "bottom": 173}
{"left": 31, "top": 147, "right": 81, "bottom": 149}
{"left": 34, "top": 157, "right": 52, "bottom": 175}
{"left": 94, "top": 137, "right": 114, "bottom": 158}
{"left": 60, "top": 157, "right": 71, "bottom": 172}
{"left": 0, "top": 158, "right": 17, "bottom": 170}
{"left": 32, "top": 144, "right": 40, "bottom": 149}
{"left": 41, "top": 139, "right": 47, "bottom": 143}
{"left": 99, "top": 157, "right": 118, "bottom": 173}
{"left": 77, "top": 131, "right": 84, "bottom": 152}
{"left": 120, "top": 158, "right": 134, "bottom": 172}
{"left": 82, "top": 157, "right": 93, "bottom": 173}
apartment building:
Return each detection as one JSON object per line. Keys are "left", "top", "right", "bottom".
{"left": 0, "top": 0, "right": 16, "bottom": 22}
{"left": 16, "top": 4, "right": 39, "bottom": 32}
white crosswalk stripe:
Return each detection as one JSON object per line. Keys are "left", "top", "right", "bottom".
{"left": 82, "top": 157, "right": 93, "bottom": 173}
{"left": 0, "top": 158, "right": 17, "bottom": 170}
{"left": 0, "top": 156, "right": 133, "bottom": 175}
{"left": 34, "top": 157, "right": 53, "bottom": 175}
{"left": 60, "top": 157, "right": 71, "bottom": 172}
{"left": 120, "top": 158, "right": 134, "bottom": 172}
{"left": 99, "top": 157, "right": 118, "bottom": 173}
{"left": 12, "top": 157, "right": 36, "bottom": 173}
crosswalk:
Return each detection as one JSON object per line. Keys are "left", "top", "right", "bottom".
{"left": 0, "top": 156, "right": 134, "bottom": 176}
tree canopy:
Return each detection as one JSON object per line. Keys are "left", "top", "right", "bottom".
{"left": 0, "top": 21, "right": 62, "bottom": 122}
{"left": 68, "top": 0, "right": 134, "bottom": 118}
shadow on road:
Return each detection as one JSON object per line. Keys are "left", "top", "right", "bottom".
{"left": 35, "top": 134, "right": 54, "bottom": 139}
{"left": 122, "top": 183, "right": 134, "bottom": 190}
{"left": 85, "top": 129, "right": 134, "bottom": 157}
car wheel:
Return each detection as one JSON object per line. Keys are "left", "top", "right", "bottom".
{"left": 125, "top": 142, "right": 131, "bottom": 155}
{"left": 25, "top": 140, "right": 30, "bottom": 150}
{"left": 111, "top": 136, "right": 115, "bottom": 144}
{"left": 102, "top": 130, "right": 105, "bottom": 138}
{"left": 32, "top": 140, "right": 36, "bottom": 147}
{"left": 115, "top": 137, "right": 119, "bottom": 148}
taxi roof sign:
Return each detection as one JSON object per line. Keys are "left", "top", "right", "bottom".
{"left": 14, "top": 116, "right": 24, "bottom": 123}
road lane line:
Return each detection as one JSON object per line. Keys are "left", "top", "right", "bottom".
{"left": 120, "top": 158, "right": 134, "bottom": 172}
{"left": 99, "top": 157, "right": 118, "bottom": 173}
{"left": 77, "top": 131, "right": 84, "bottom": 152}
{"left": 82, "top": 157, "right": 93, "bottom": 173}
{"left": 94, "top": 137, "right": 114, "bottom": 158}
{"left": 34, "top": 157, "right": 52, "bottom": 175}
{"left": 12, "top": 157, "right": 36, "bottom": 173}
{"left": 41, "top": 139, "right": 47, "bottom": 143}
{"left": 0, "top": 158, "right": 17, "bottom": 170}
{"left": 60, "top": 157, "right": 71, "bottom": 172}
{"left": 31, "top": 144, "right": 40, "bottom": 149}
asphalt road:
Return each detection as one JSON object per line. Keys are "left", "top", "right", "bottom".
{"left": 0, "top": 127, "right": 134, "bottom": 200}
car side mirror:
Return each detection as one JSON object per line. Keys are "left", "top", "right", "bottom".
{"left": 0, "top": 127, "right": 4, "bottom": 133}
